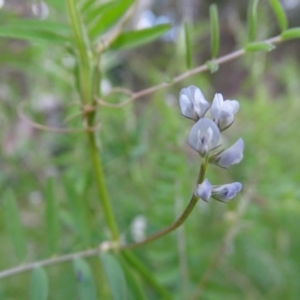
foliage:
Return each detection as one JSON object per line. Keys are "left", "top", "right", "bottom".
{"left": 0, "top": 0, "right": 300, "bottom": 299}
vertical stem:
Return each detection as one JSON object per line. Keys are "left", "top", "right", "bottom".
{"left": 87, "top": 131, "right": 119, "bottom": 241}
{"left": 65, "top": 1, "right": 173, "bottom": 297}
{"left": 65, "top": 0, "right": 91, "bottom": 104}
{"left": 65, "top": 0, "right": 119, "bottom": 240}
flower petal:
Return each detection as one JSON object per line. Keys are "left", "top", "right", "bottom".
{"left": 194, "top": 179, "right": 212, "bottom": 201}
{"left": 179, "top": 86, "right": 210, "bottom": 120}
{"left": 211, "top": 138, "right": 244, "bottom": 168}
{"left": 210, "top": 93, "right": 240, "bottom": 130}
{"left": 188, "top": 118, "right": 220, "bottom": 156}
{"left": 212, "top": 182, "right": 242, "bottom": 202}
{"left": 210, "top": 93, "right": 223, "bottom": 119}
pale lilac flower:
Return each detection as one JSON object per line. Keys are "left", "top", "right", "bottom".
{"left": 210, "top": 138, "right": 244, "bottom": 169}
{"left": 194, "top": 179, "right": 212, "bottom": 201}
{"left": 212, "top": 182, "right": 242, "bottom": 202}
{"left": 210, "top": 93, "right": 239, "bottom": 130}
{"left": 188, "top": 118, "right": 220, "bottom": 157}
{"left": 179, "top": 85, "right": 210, "bottom": 121}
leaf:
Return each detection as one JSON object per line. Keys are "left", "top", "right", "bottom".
{"left": 184, "top": 22, "right": 192, "bottom": 69}
{"left": 268, "top": 0, "right": 288, "bottom": 31}
{"left": 82, "top": 1, "right": 116, "bottom": 26}
{"left": 73, "top": 258, "right": 98, "bottom": 300}
{"left": 118, "top": 256, "right": 146, "bottom": 300}
{"left": 245, "top": 42, "right": 276, "bottom": 52}
{"left": 6, "top": 19, "right": 71, "bottom": 35}
{"left": 0, "top": 26, "right": 68, "bottom": 44}
{"left": 110, "top": 24, "right": 171, "bottom": 51}
{"left": 210, "top": 4, "right": 220, "bottom": 58}
{"left": 89, "top": 0, "right": 134, "bottom": 39}
{"left": 45, "top": 177, "right": 60, "bottom": 255}
{"left": 247, "top": 0, "right": 259, "bottom": 42}
{"left": 29, "top": 267, "right": 49, "bottom": 300}
{"left": 63, "top": 176, "right": 91, "bottom": 246}
{"left": 99, "top": 252, "right": 128, "bottom": 300}
{"left": 4, "top": 190, "right": 27, "bottom": 261}
{"left": 281, "top": 28, "right": 300, "bottom": 40}
{"left": 46, "top": 0, "right": 66, "bottom": 11}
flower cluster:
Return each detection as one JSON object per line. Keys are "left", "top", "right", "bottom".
{"left": 179, "top": 85, "right": 244, "bottom": 203}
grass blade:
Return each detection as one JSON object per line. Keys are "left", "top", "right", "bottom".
{"left": 45, "top": 177, "right": 60, "bottom": 255}
{"left": 29, "top": 267, "right": 49, "bottom": 300}
{"left": 210, "top": 4, "right": 220, "bottom": 58}
{"left": 184, "top": 22, "right": 192, "bottom": 69}
{"left": 100, "top": 252, "right": 128, "bottom": 300}
{"left": 4, "top": 190, "right": 27, "bottom": 262}
{"left": 73, "top": 258, "right": 97, "bottom": 300}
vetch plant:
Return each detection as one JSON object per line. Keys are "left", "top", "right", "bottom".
{"left": 1, "top": 0, "right": 300, "bottom": 299}
{"left": 180, "top": 86, "right": 244, "bottom": 203}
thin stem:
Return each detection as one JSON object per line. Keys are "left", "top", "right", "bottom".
{"left": 192, "top": 186, "right": 254, "bottom": 299}
{"left": 66, "top": 0, "right": 92, "bottom": 104}
{"left": 124, "top": 155, "right": 209, "bottom": 250}
{"left": 87, "top": 131, "right": 119, "bottom": 241}
{"left": 0, "top": 248, "right": 102, "bottom": 279}
{"left": 98, "top": 35, "right": 282, "bottom": 108}
{"left": 0, "top": 157, "right": 210, "bottom": 280}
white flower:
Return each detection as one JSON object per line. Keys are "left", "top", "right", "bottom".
{"left": 188, "top": 118, "right": 220, "bottom": 157}
{"left": 210, "top": 93, "right": 239, "bottom": 130}
{"left": 212, "top": 182, "right": 242, "bottom": 202}
{"left": 210, "top": 138, "right": 244, "bottom": 168}
{"left": 195, "top": 179, "right": 212, "bottom": 201}
{"left": 179, "top": 85, "right": 210, "bottom": 121}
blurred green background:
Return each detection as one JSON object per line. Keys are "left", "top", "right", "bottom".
{"left": 1, "top": 0, "right": 300, "bottom": 299}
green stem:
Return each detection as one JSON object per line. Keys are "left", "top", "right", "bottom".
{"left": 122, "top": 251, "right": 173, "bottom": 300}
{"left": 65, "top": 0, "right": 118, "bottom": 240}
{"left": 124, "top": 155, "right": 209, "bottom": 250}
{"left": 65, "top": 0, "right": 91, "bottom": 104}
{"left": 87, "top": 131, "right": 119, "bottom": 241}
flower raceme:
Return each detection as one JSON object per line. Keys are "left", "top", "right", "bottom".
{"left": 179, "top": 86, "right": 239, "bottom": 131}
{"left": 179, "top": 85, "right": 244, "bottom": 203}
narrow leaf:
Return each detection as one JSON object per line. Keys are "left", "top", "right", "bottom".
{"left": 281, "top": 28, "right": 300, "bottom": 40}
{"left": 110, "top": 24, "right": 171, "bottom": 51}
{"left": 269, "top": 0, "right": 288, "bottom": 31}
{"left": 82, "top": 1, "right": 116, "bottom": 25}
{"left": 4, "top": 190, "right": 27, "bottom": 261}
{"left": 6, "top": 20, "right": 71, "bottom": 35}
{"left": 46, "top": 0, "right": 66, "bottom": 11}
{"left": 210, "top": 4, "right": 220, "bottom": 58}
{"left": 119, "top": 256, "right": 146, "bottom": 300}
{"left": 45, "top": 177, "right": 60, "bottom": 255}
{"left": 89, "top": 0, "right": 134, "bottom": 39}
{"left": 0, "top": 27, "right": 68, "bottom": 44}
{"left": 63, "top": 176, "right": 90, "bottom": 246}
{"left": 247, "top": 0, "right": 259, "bottom": 42}
{"left": 73, "top": 258, "right": 97, "bottom": 300}
{"left": 29, "top": 267, "right": 49, "bottom": 300}
{"left": 245, "top": 42, "right": 276, "bottom": 52}
{"left": 184, "top": 22, "right": 192, "bottom": 69}
{"left": 100, "top": 252, "right": 128, "bottom": 300}
{"left": 79, "top": 0, "right": 98, "bottom": 13}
